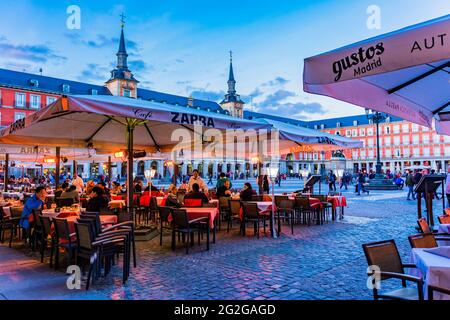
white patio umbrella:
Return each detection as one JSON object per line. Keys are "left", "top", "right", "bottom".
{"left": 0, "top": 95, "right": 271, "bottom": 213}
{"left": 303, "top": 14, "right": 450, "bottom": 134}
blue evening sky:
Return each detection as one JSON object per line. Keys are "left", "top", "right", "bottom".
{"left": 0, "top": 0, "right": 448, "bottom": 120}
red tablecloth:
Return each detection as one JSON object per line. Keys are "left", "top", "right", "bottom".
{"left": 239, "top": 202, "right": 274, "bottom": 220}
{"left": 309, "top": 198, "right": 323, "bottom": 210}
{"left": 168, "top": 207, "right": 218, "bottom": 229}
{"left": 184, "top": 199, "right": 203, "bottom": 207}
{"left": 65, "top": 215, "right": 118, "bottom": 233}
{"left": 327, "top": 196, "right": 347, "bottom": 210}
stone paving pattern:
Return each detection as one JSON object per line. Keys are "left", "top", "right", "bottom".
{"left": 0, "top": 185, "right": 440, "bottom": 300}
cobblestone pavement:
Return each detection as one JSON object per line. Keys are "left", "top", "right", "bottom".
{"left": 0, "top": 188, "right": 441, "bottom": 300}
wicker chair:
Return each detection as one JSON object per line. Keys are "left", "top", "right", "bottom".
{"left": 362, "top": 239, "right": 424, "bottom": 300}
{"left": 408, "top": 233, "right": 438, "bottom": 249}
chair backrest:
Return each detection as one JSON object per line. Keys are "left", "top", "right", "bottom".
{"left": 176, "top": 192, "right": 185, "bottom": 205}
{"left": 172, "top": 209, "right": 189, "bottom": 228}
{"left": 147, "top": 196, "right": 157, "bottom": 210}
{"left": 74, "top": 221, "right": 95, "bottom": 250}
{"left": 158, "top": 206, "right": 172, "bottom": 223}
{"left": 53, "top": 218, "right": 72, "bottom": 242}
{"left": 0, "top": 207, "right": 5, "bottom": 221}
{"left": 229, "top": 199, "right": 241, "bottom": 215}
{"left": 408, "top": 233, "right": 438, "bottom": 249}
{"left": 274, "top": 195, "right": 288, "bottom": 207}
{"left": 39, "top": 215, "right": 53, "bottom": 235}
{"left": 251, "top": 195, "right": 263, "bottom": 202}
{"left": 219, "top": 197, "right": 230, "bottom": 209}
{"left": 184, "top": 198, "right": 202, "bottom": 207}
{"left": 242, "top": 202, "right": 259, "bottom": 218}
{"left": 79, "top": 213, "right": 102, "bottom": 236}
{"left": 279, "top": 199, "right": 295, "bottom": 210}
{"left": 56, "top": 197, "right": 74, "bottom": 208}
{"left": 362, "top": 240, "right": 404, "bottom": 280}
{"left": 294, "top": 197, "right": 310, "bottom": 209}
{"left": 438, "top": 215, "right": 450, "bottom": 224}
{"left": 445, "top": 208, "right": 450, "bottom": 216}
{"left": 417, "top": 218, "right": 432, "bottom": 234}
{"left": 32, "top": 209, "right": 43, "bottom": 228}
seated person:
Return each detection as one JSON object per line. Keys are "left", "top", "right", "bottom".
{"left": 184, "top": 183, "right": 209, "bottom": 205}
{"left": 239, "top": 182, "right": 254, "bottom": 201}
{"left": 165, "top": 184, "right": 181, "bottom": 208}
{"left": 178, "top": 180, "right": 189, "bottom": 191}
{"left": 61, "top": 185, "right": 79, "bottom": 203}
{"left": 86, "top": 186, "right": 108, "bottom": 213}
{"left": 85, "top": 180, "right": 95, "bottom": 196}
{"left": 111, "top": 181, "right": 122, "bottom": 194}
{"left": 54, "top": 182, "right": 68, "bottom": 198}
{"left": 216, "top": 180, "right": 232, "bottom": 198}
{"left": 134, "top": 181, "right": 143, "bottom": 193}
{"left": 19, "top": 186, "right": 47, "bottom": 232}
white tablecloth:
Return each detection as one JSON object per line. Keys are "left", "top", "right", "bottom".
{"left": 410, "top": 248, "right": 450, "bottom": 300}
{"left": 439, "top": 224, "right": 450, "bottom": 234}
{"left": 1, "top": 192, "right": 23, "bottom": 200}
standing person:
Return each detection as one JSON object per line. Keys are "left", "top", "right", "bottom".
{"left": 262, "top": 175, "right": 270, "bottom": 194}
{"left": 207, "top": 173, "right": 213, "bottom": 186}
{"left": 413, "top": 169, "right": 422, "bottom": 202}
{"left": 328, "top": 170, "right": 337, "bottom": 192}
{"left": 188, "top": 169, "right": 208, "bottom": 193}
{"left": 72, "top": 173, "right": 84, "bottom": 193}
{"left": 256, "top": 175, "right": 264, "bottom": 195}
{"left": 445, "top": 166, "right": 450, "bottom": 208}
{"left": 406, "top": 170, "right": 416, "bottom": 201}
{"left": 216, "top": 172, "right": 232, "bottom": 189}
{"left": 357, "top": 171, "right": 369, "bottom": 196}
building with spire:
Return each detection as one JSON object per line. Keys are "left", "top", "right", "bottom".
{"left": 105, "top": 21, "right": 139, "bottom": 98}
{"left": 220, "top": 52, "right": 245, "bottom": 118}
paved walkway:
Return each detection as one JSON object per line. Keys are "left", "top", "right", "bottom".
{"left": 0, "top": 189, "right": 439, "bottom": 300}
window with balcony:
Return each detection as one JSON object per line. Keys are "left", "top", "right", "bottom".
{"left": 412, "top": 135, "right": 419, "bottom": 144}
{"left": 385, "top": 137, "right": 391, "bottom": 146}
{"left": 445, "top": 147, "right": 450, "bottom": 156}
{"left": 30, "top": 94, "right": 40, "bottom": 109}
{"left": 393, "top": 125, "right": 400, "bottom": 134}
{"left": 395, "top": 149, "right": 401, "bottom": 157}
{"left": 413, "top": 148, "right": 420, "bottom": 156}
{"left": 444, "top": 135, "right": 450, "bottom": 143}
{"left": 353, "top": 120, "right": 359, "bottom": 126}
{"left": 352, "top": 129, "right": 357, "bottom": 137}
{"left": 384, "top": 126, "right": 391, "bottom": 134}
{"left": 62, "top": 84, "right": 70, "bottom": 93}
{"left": 336, "top": 122, "right": 341, "bottom": 128}
{"left": 434, "top": 147, "right": 441, "bottom": 156}
{"left": 46, "top": 96, "right": 57, "bottom": 106}
{"left": 403, "top": 148, "right": 410, "bottom": 157}
{"left": 15, "top": 92, "right": 26, "bottom": 108}
{"left": 367, "top": 128, "right": 374, "bottom": 136}
{"left": 367, "top": 138, "right": 374, "bottom": 147}
{"left": 393, "top": 136, "right": 400, "bottom": 146}
{"left": 14, "top": 112, "right": 25, "bottom": 121}
{"left": 412, "top": 124, "right": 419, "bottom": 132}
{"left": 422, "top": 135, "right": 430, "bottom": 144}
{"left": 385, "top": 149, "right": 392, "bottom": 158}
{"left": 402, "top": 124, "right": 409, "bottom": 133}
{"left": 359, "top": 128, "right": 365, "bottom": 136}
{"left": 403, "top": 135, "right": 410, "bottom": 145}
{"left": 433, "top": 134, "right": 441, "bottom": 144}
{"left": 345, "top": 130, "right": 351, "bottom": 137}
{"left": 368, "top": 150, "right": 374, "bottom": 159}
{"left": 422, "top": 126, "right": 429, "bottom": 132}
{"left": 423, "top": 148, "right": 430, "bottom": 156}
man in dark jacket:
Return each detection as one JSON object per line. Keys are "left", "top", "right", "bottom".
{"left": 406, "top": 170, "right": 416, "bottom": 200}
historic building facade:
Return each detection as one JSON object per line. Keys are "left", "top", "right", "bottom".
{"left": 1, "top": 24, "right": 449, "bottom": 180}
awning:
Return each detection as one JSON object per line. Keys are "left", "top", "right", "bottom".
{"left": 303, "top": 14, "right": 450, "bottom": 134}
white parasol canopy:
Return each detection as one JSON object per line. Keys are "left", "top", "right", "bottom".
{"left": 303, "top": 15, "right": 450, "bottom": 134}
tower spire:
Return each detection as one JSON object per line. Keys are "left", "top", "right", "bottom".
{"left": 227, "top": 50, "right": 236, "bottom": 95}
{"left": 117, "top": 13, "right": 128, "bottom": 70}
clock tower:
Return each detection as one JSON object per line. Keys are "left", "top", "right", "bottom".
{"left": 105, "top": 17, "right": 139, "bottom": 98}
{"left": 220, "top": 51, "right": 245, "bottom": 118}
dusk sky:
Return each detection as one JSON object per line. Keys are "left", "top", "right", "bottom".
{"left": 0, "top": 0, "right": 448, "bottom": 120}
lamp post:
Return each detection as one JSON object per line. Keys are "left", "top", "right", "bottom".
{"left": 365, "top": 108, "right": 387, "bottom": 178}
{"left": 267, "top": 164, "right": 279, "bottom": 238}
{"left": 145, "top": 168, "right": 156, "bottom": 188}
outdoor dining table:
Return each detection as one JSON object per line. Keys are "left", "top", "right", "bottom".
{"left": 1, "top": 192, "right": 24, "bottom": 200}
{"left": 108, "top": 200, "right": 126, "bottom": 209}
{"left": 42, "top": 209, "right": 118, "bottom": 233}
{"left": 327, "top": 195, "right": 347, "bottom": 220}
{"left": 409, "top": 248, "right": 450, "bottom": 300}
{"left": 436, "top": 224, "right": 450, "bottom": 246}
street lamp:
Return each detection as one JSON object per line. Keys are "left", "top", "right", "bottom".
{"left": 365, "top": 108, "right": 387, "bottom": 177}
{"left": 145, "top": 168, "right": 156, "bottom": 186}
{"left": 266, "top": 164, "right": 279, "bottom": 238}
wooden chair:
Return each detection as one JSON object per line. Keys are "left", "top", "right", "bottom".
{"left": 274, "top": 195, "right": 288, "bottom": 208}
{"left": 30, "top": 209, "right": 44, "bottom": 251}
{"left": 53, "top": 217, "right": 77, "bottom": 270}
{"left": 0, "top": 207, "right": 15, "bottom": 247}
{"left": 55, "top": 197, "right": 75, "bottom": 208}
{"left": 241, "top": 202, "right": 268, "bottom": 238}
{"left": 251, "top": 195, "right": 263, "bottom": 202}
{"left": 428, "top": 285, "right": 450, "bottom": 300}
{"left": 39, "top": 215, "right": 55, "bottom": 267}
{"left": 408, "top": 233, "right": 438, "bottom": 248}
{"left": 158, "top": 206, "right": 173, "bottom": 247}
{"left": 171, "top": 209, "right": 206, "bottom": 254}
{"left": 314, "top": 195, "right": 332, "bottom": 223}
{"left": 218, "top": 197, "right": 231, "bottom": 231}
{"left": 362, "top": 239, "right": 424, "bottom": 300}
{"left": 277, "top": 199, "right": 297, "bottom": 235}
{"left": 227, "top": 199, "right": 243, "bottom": 234}
{"left": 294, "top": 197, "right": 316, "bottom": 226}
{"left": 417, "top": 218, "right": 450, "bottom": 238}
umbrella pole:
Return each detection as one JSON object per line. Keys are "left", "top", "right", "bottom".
{"left": 4, "top": 153, "right": 9, "bottom": 192}
{"left": 55, "top": 147, "right": 61, "bottom": 189}
{"left": 107, "top": 156, "right": 112, "bottom": 189}
{"left": 126, "top": 123, "right": 135, "bottom": 222}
